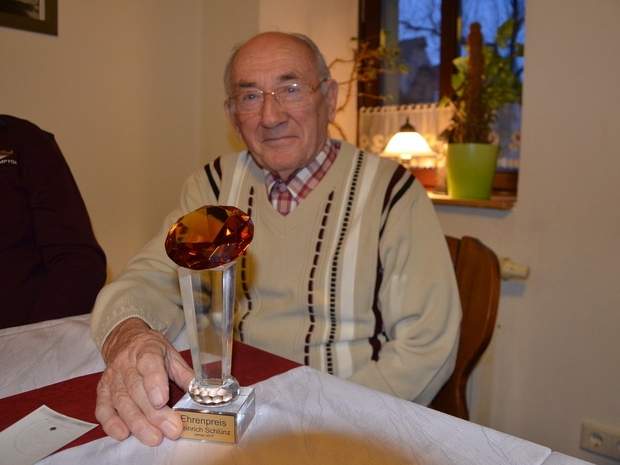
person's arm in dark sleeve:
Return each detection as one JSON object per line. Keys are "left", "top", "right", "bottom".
{"left": 21, "top": 126, "right": 106, "bottom": 321}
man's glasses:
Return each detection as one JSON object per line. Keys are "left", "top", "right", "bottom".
{"left": 229, "top": 79, "right": 327, "bottom": 114}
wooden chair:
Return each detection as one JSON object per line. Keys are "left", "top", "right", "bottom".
{"left": 429, "top": 236, "right": 500, "bottom": 420}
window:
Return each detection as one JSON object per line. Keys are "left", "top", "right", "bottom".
{"left": 358, "top": 0, "right": 525, "bottom": 202}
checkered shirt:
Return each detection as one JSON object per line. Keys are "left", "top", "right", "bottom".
{"left": 264, "top": 140, "right": 340, "bottom": 216}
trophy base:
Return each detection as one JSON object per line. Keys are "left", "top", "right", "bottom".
{"left": 174, "top": 387, "right": 255, "bottom": 444}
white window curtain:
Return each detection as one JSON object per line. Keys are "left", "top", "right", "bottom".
{"left": 358, "top": 103, "right": 521, "bottom": 171}
{"left": 358, "top": 103, "right": 452, "bottom": 156}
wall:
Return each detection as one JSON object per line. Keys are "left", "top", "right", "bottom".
{"left": 0, "top": 0, "right": 204, "bottom": 278}
{"left": 435, "top": 1, "right": 620, "bottom": 463}
{"left": 3, "top": 1, "right": 618, "bottom": 463}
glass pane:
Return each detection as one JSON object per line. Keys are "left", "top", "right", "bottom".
{"left": 393, "top": 0, "right": 443, "bottom": 104}
{"left": 460, "top": 0, "right": 525, "bottom": 82}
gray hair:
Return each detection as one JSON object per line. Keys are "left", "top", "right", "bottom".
{"left": 223, "top": 32, "right": 331, "bottom": 96}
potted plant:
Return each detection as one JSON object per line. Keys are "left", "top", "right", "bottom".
{"left": 442, "top": 20, "right": 522, "bottom": 200}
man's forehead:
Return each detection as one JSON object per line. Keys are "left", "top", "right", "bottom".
{"left": 230, "top": 36, "right": 317, "bottom": 86}
{"left": 238, "top": 33, "right": 311, "bottom": 59}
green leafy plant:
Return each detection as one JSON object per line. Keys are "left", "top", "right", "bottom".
{"left": 442, "top": 20, "right": 523, "bottom": 144}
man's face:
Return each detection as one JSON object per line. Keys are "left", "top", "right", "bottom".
{"left": 226, "top": 33, "right": 338, "bottom": 180}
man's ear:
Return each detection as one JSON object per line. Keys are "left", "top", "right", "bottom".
{"left": 325, "top": 79, "right": 339, "bottom": 123}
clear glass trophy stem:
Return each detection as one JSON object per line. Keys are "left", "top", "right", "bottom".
{"left": 178, "top": 260, "right": 239, "bottom": 405}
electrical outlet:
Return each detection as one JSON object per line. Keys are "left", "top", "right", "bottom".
{"left": 580, "top": 420, "right": 620, "bottom": 460}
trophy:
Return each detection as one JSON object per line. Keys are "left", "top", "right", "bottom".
{"left": 165, "top": 205, "right": 255, "bottom": 443}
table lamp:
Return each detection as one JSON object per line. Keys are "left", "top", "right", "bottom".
{"left": 383, "top": 117, "right": 437, "bottom": 188}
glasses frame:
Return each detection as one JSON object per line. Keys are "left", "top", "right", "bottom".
{"left": 228, "top": 78, "right": 329, "bottom": 115}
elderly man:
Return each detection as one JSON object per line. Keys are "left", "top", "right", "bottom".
{"left": 91, "top": 32, "right": 461, "bottom": 446}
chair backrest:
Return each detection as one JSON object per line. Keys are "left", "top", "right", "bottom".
{"left": 429, "top": 236, "right": 500, "bottom": 420}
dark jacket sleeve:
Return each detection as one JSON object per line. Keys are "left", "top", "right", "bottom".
{"left": 20, "top": 121, "right": 107, "bottom": 322}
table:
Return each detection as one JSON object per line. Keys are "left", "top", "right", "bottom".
{"left": 0, "top": 316, "right": 593, "bottom": 465}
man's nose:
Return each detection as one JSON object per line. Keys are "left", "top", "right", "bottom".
{"left": 260, "top": 93, "right": 287, "bottom": 127}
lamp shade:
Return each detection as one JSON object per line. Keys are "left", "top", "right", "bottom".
{"left": 383, "top": 117, "right": 433, "bottom": 161}
{"left": 384, "top": 131, "right": 434, "bottom": 160}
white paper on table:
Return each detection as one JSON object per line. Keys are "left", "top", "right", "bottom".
{"left": 0, "top": 405, "right": 97, "bottom": 465}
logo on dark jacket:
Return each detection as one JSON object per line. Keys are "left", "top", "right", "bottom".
{"left": 0, "top": 149, "right": 17, "bottom": 166}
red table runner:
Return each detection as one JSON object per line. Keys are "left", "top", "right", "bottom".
{"left": 0, "top": 341, "right": 299, "bottom": 450}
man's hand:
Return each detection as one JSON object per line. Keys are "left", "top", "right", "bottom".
{"left": 95, "top": 318, "right": 193, "bottom": 446}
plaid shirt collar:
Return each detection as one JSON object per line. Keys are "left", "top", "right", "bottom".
{"left": 263, "top": 139, "right": 340, "bottom": 216}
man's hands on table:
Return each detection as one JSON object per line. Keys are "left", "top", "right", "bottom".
{"left": 96, "top": 318, "right": 193, "bottom": 446}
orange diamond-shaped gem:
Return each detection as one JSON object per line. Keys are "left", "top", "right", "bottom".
{"left": 165, "top": 205, "right": 253, "bottom": 270}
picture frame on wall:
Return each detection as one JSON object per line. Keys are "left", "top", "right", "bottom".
{"left": 0, "top": 0, "right": 57, "bottom": 36}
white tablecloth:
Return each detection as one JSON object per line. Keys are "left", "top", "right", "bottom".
{"left": 0, "top": 316, "right": 592, "bottom": 465}
{"left": 541, "top": 453, "right": 593, "bottom": 465}
{"left": 0, "top": 315, "right": 104, "bottom": 398}
{"left": 0, "top": 315, "right": 187, "bottom": 398}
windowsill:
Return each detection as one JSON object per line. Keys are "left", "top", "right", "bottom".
{"left": 428, "top": 190, "right": 516, "bottom": 210}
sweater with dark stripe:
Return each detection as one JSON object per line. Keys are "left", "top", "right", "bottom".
{"left": 91, "top": 141, "right": 460, "bottom": 403}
